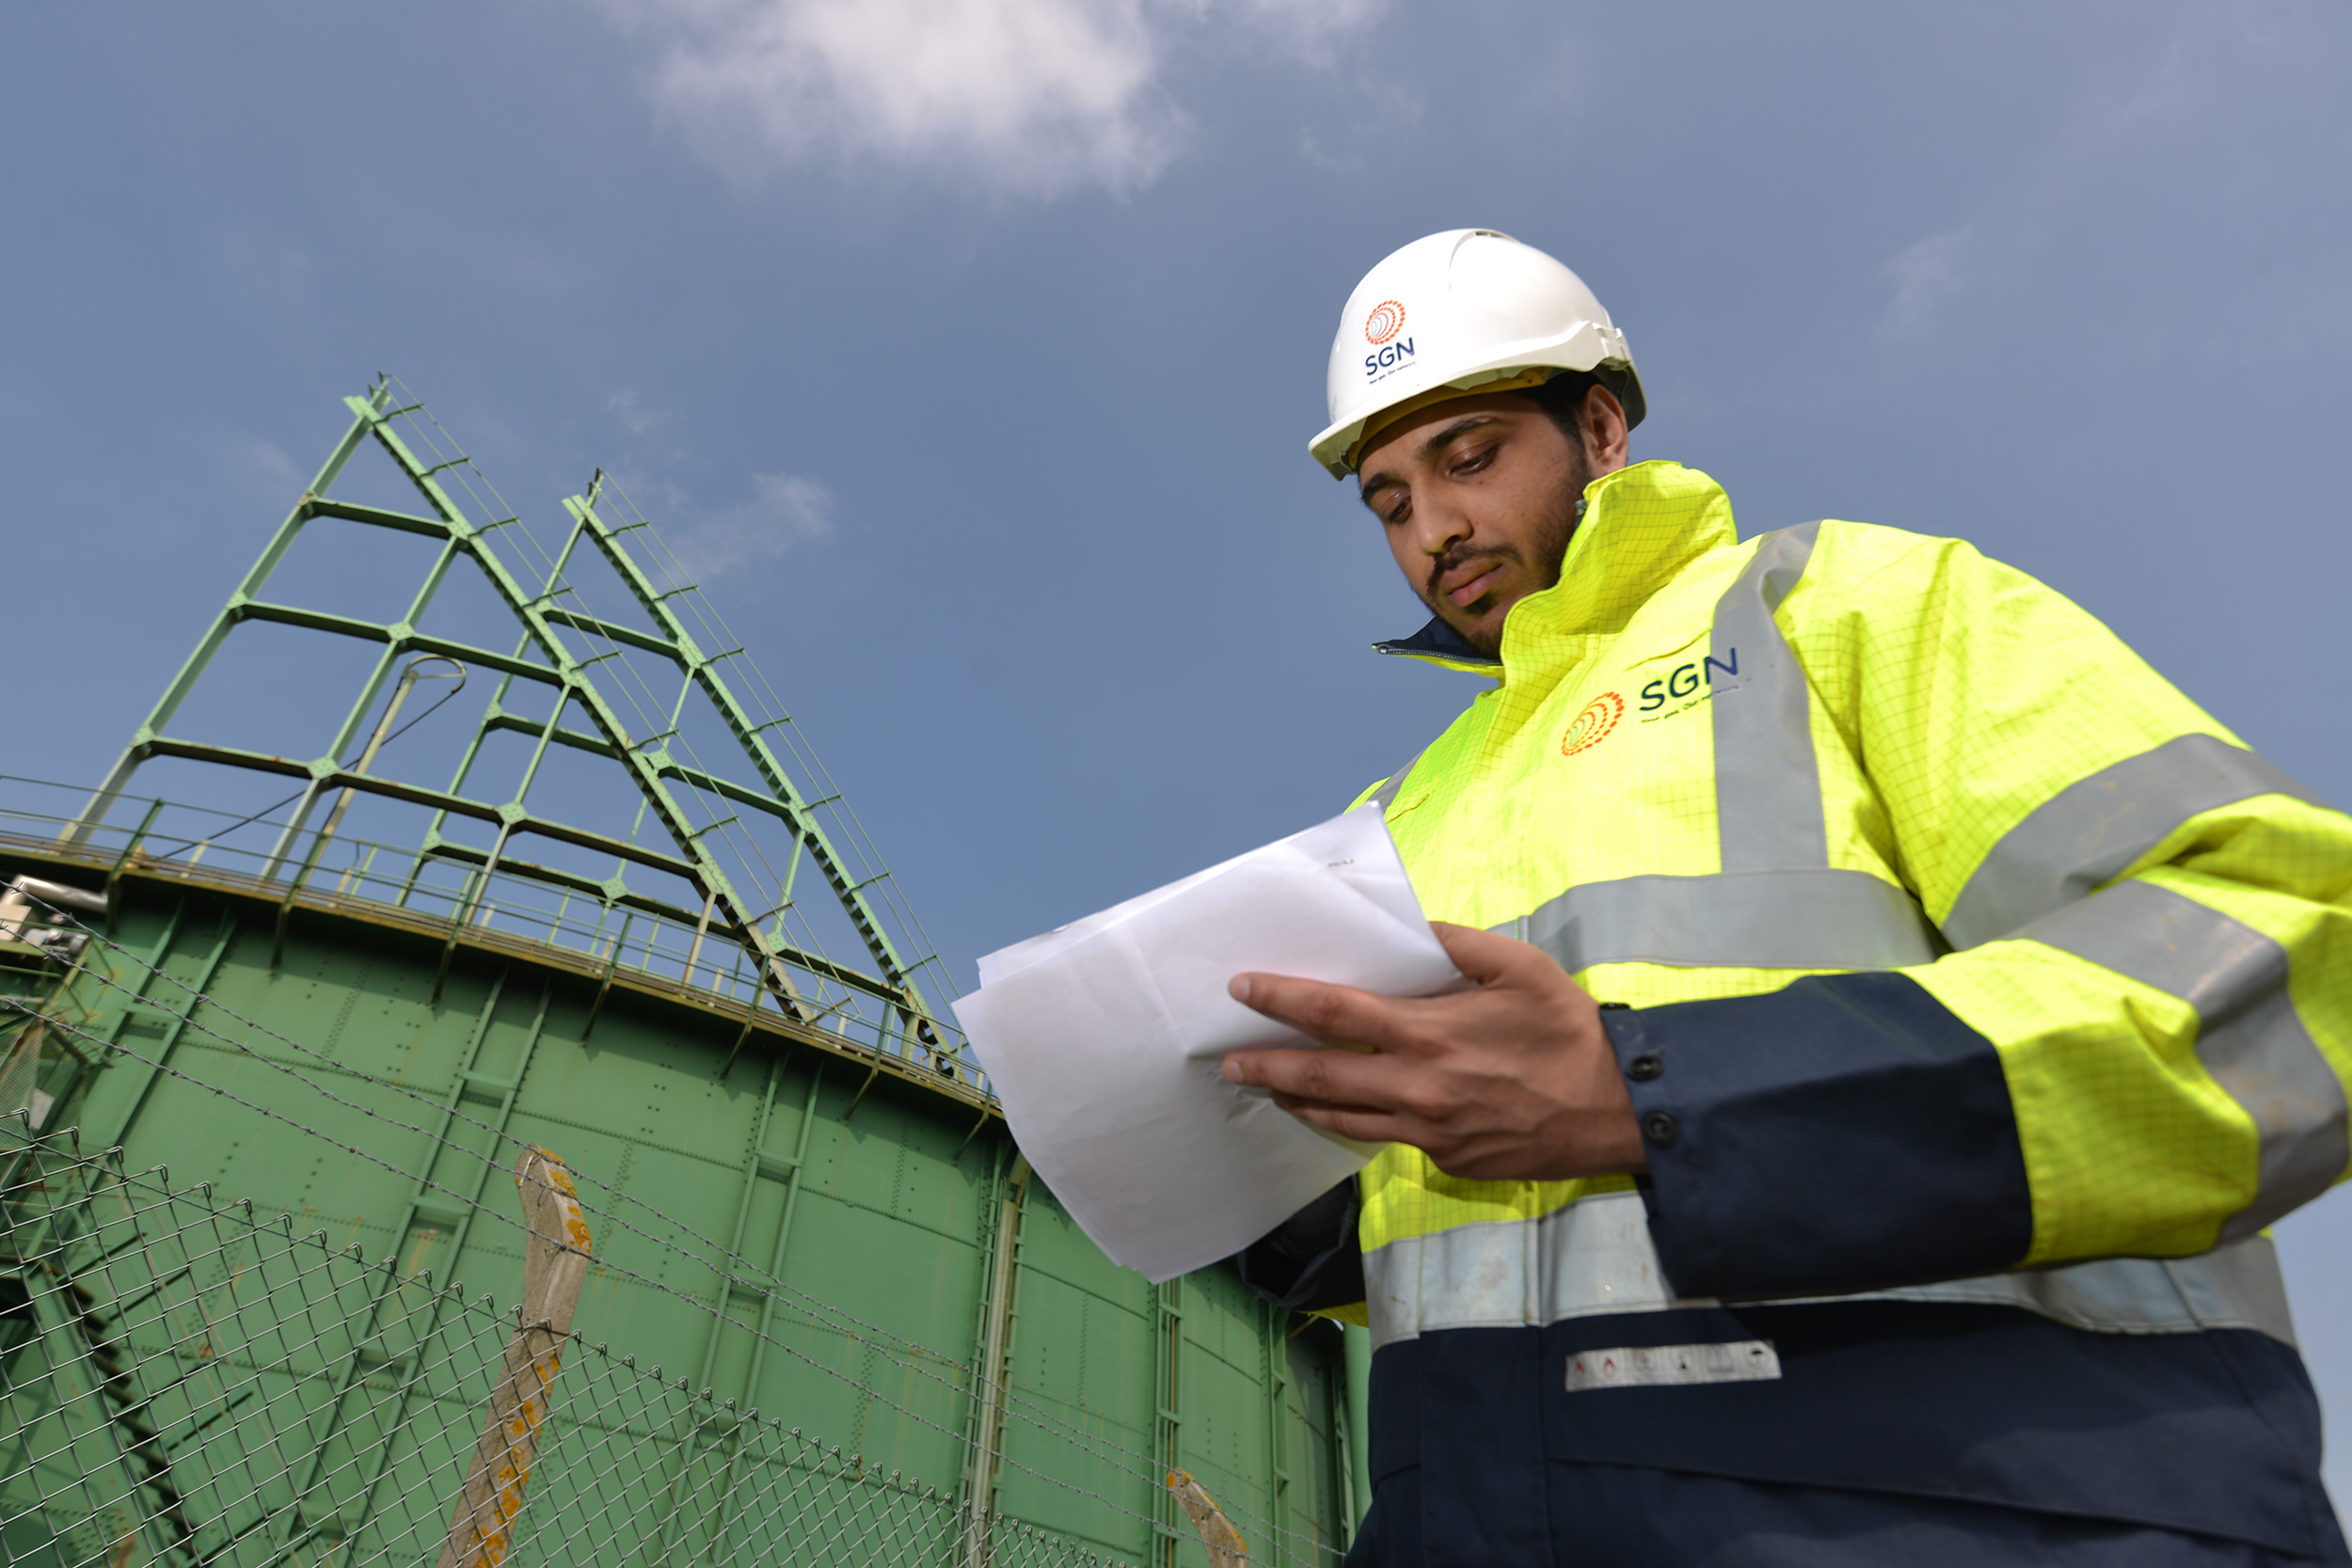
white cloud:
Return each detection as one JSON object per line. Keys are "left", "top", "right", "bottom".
{"left": 1869, "top": 11, "right": 2312, "bottom": 357}
{"left": 748, "top": 470, "right": 835, "bottom": 537}
{"left": 1297, "top": 127, "right": 1356, "bottom": 175}
{"left": 665, "top": 470, "right": 837, "bottom": 580}
{"left": 1878, "top": 228, "right": 1974, "bottom": 342}
{"left": 250, "top": 439, "right": 307, "bottom": 499}
{"left": 1217, "top": 0, "right": 1382, "bottom": 61}
{"left": 595, "top": 0, "right": 1380, "bottom": 197}
{"left": 609, "top": 390, "right": 669, "bottom": 436}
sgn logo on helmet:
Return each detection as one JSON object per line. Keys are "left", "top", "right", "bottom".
{"left": 1311, "top": 230, "right": 1648, "bottom": 479}
{"left": 1362, "top": 299, "right": 1414, "bottom": 383}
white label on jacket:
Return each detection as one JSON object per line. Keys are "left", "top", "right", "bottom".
{"left": 1565, "top": 1339, "right": 1781, "bottom": 1392}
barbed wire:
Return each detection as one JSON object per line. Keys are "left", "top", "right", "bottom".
{"left": 22, "top": 889, "right": 1347, "bottom": 1560}
{"left": 10, "top": 1002, "right": 1200, "bottom": 1552}
{"left": 10, "top": 894, "right": 1348, "bottom": 1561}
{"left": 1, "top": 1120, "right": 1139, "bottom": 1568}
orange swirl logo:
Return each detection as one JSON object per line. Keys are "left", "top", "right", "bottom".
{"left": 1560, "top": 692, "right": 1624, "bottom": 757}
{"left": 1363, "top": 300, "right": 1406, "bottom": 344}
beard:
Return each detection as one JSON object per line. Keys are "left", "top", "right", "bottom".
{"left": 1416, "top": 454, "right": 1592, "bottom": 657}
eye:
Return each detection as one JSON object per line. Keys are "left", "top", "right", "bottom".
{"left": 1452, "top": 443, "right": 1495, "bottom": 477}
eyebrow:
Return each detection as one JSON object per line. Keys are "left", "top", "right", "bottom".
{"left": 1358, "top": 414, "right": 1509, "bottom": 510}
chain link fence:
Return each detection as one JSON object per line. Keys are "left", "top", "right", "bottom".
{"left": 0, "top": 1121, "right": 1132, "bottom": 1568}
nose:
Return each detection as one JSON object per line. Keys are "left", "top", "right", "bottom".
{"left": 1411, "top": 494, "right": 1472, "bottom": 559}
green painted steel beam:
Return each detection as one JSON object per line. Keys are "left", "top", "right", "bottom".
{"left": 416, "top": 838, "right": 692, "bottom": 914}
{"left": 415, "top": 835, "right": 908, "bottom": 1008}
{"left": 66, "top": 376, "right": 949, "bottom": 1058}
{"left": 657, "top": 762, "right": 819, "bottom": 833}
{"left": 479, "top": 715, "right": 842, "bottom": 858}
{"left": 1344, "top": 1324, "right": 1373, "bottom": 1527}
{"left": 227, "top": 600, "right": 565, "bottom": 688}
{"left": 562, "top": 493, "right": 924, "bottom": 1007}
{"left": 541, "top": 607, "right": 682, "bottom": 664}
{"left": 125, "top": 736, "right": 702, "bottom": 882}
{"left": 305, "top": 495, "right": 459, "bottom": 539}
{"left": 63, "top": 389, "right": 394, "bottom": 847}
{"left": 349, "top": 403, "right": 838, "bottom": 1025}
{"left": 0, "top": 374, "right": 1363, "bottom": 1565}
{"left": 481, "top": 712, "right": 619, "bottom": 757}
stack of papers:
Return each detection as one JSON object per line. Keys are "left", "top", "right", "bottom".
{"left": 953, "top": 808, "right": 1463, "bottom": 1283}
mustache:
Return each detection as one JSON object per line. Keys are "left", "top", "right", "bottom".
{"left": 1423, "top": 543, "right": 1521, "bottom": 606}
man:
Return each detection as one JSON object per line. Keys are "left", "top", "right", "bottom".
{"left": 1223, "top": 230, "right": 2352, "bottom": 1566}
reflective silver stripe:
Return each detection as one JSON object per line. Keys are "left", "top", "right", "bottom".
{"left": 1363, "top": 1191, "right": 1700, "bottom": 1350}
{"left": 2020, "top": 879, "right": 2351, "bottom": 1237}
{"left": 1942, "top": 734, "right": 2328, "bottom": 950}
{"left": 1517, "top": 868, "right": 1943, "bottom": 973}
{"left": 1361, "top": 747, "right": 1429, "bottom": 816}
{"left": 1503, "top": 523, "right": 1942, "bottom": 975}
{"left": 2167, "top": 1238, "right": 2299, "bottom": 1343}
{"left": 1849, "top": 1234, "right": 2299, "bottom": 1347}
{"left": 1709, "top": 523, "right": 1826, "bottom": 873}
{"left": 1565, "top": 1340, "right": 1780, "bottom": 1391}
{"left": 1364, "top": 1189, "right": 2299, "bottom": 1352}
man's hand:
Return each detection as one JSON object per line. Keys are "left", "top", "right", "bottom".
{"left": 1220, "top": 922, "right": 1646, "bottom": 1182}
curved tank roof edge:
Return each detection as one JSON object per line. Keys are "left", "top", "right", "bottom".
{"left": 6, "top": 834, "right": 1000, "bottom": 1122}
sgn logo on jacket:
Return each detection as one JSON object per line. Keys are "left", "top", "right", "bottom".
{"left": 1561, "top": 692, "right": 1625, "bottom": 756}
{"left": 1638, "top": 648, "right": 1740, "bottom": 714}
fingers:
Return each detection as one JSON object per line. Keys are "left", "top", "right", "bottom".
{"left": 1273, "top": 1096, "right": 1409, "bottom": 1146}
{"left": 1432, "top": 922, "right": 1598, "bottom": 1022}
{"left": 1221, "top": 928, "right": 1628, "bottom": 1181}
{"left": 1230, "top": 1047, "right": 1422, "bottom": 1144}
{"left": 1228, "top": 972, "right": 1414, "bottom": 1053}
{"left": 1222, "top": 1042, "right": 1392, "bottom": 1108}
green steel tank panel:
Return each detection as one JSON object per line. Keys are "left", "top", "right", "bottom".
{"left": 0, "top": 380, "right": 1359, "bottom": 1566}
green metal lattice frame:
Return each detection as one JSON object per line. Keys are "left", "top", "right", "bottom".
{"left": 64, "top": 379, "right": 945, "bottom": 1053}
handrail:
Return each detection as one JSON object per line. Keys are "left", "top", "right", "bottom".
{"left": 0, "top": 773, "right": 985, "bottom": 1098}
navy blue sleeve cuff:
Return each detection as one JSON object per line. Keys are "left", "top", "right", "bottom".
{"left": 1232, "top": 1179, "right": 1364, "bottom": 1311}
{"left": 1598, "top": 972, "right": 2032, "bottom": 1299}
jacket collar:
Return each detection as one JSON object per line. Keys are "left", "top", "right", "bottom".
{"left": 1370, "top": 614, "right": 1495, "bottom": 669}
{"left": 1372, "top": 460, "right": 1736, "bottom": 684}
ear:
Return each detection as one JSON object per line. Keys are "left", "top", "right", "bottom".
{"left": 1580, "top": 386, "right": 1630, "bottom": 476}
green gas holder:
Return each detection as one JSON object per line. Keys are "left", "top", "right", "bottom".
{"left": 0, "top": 381, "right": 1359, "bottom": 1568}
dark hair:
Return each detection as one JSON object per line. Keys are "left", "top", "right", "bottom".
{"left": 1527, "top": 370, "right": 1604, "bottom": 448}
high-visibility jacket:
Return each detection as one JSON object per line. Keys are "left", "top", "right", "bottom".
{"left": 1313, "top": 459, "right": 2351, "bottom": 1562}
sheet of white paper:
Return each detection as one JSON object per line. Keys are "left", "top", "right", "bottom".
{"left": 952, "top": 807, "right": 1462, "bottom": 1283}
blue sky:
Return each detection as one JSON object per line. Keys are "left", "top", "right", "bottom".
{"left": 6, "top": 0, "right": 2348, "bottom": 1501}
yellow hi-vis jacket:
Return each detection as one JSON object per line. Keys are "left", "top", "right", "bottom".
{"left": 1324, "top": 458, "right": 2350, "bottom": 1554}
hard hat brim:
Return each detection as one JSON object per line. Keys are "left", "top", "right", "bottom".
{"left": 1310, "top": 325, "right": 1645, "bottom": 479}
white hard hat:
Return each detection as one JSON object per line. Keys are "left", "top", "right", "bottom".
{"left": 1309, "top": 229, "right": 1646, "bottom": 478}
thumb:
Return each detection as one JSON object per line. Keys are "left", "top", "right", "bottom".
{"left": 1426, "top": 920, "right": 1527, "bottom": 986}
